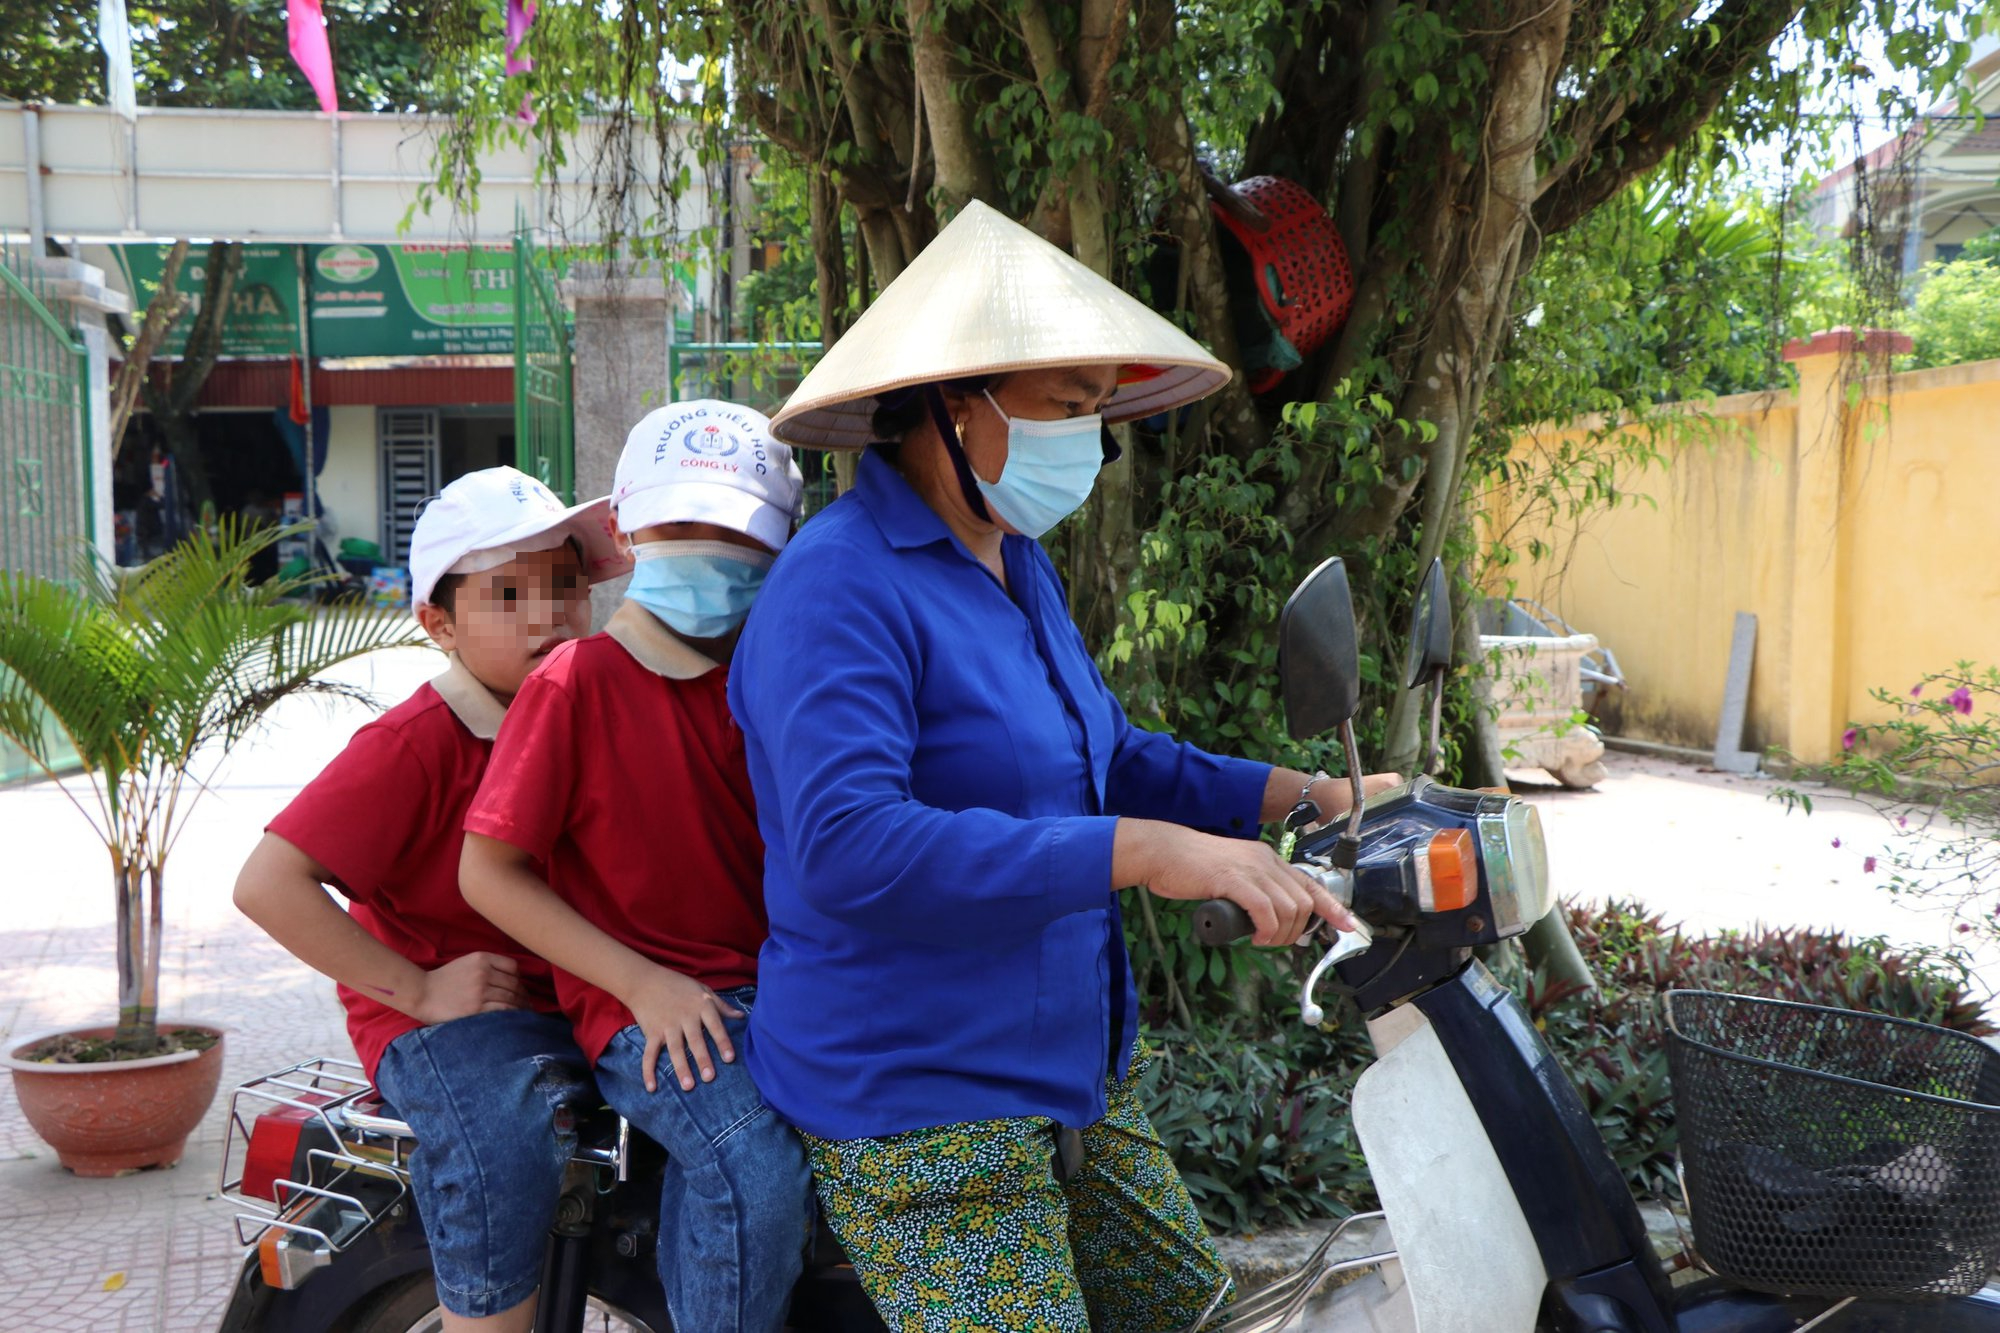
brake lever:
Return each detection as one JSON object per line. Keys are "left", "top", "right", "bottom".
{"left": 1300, "top": 918, "right": 1373, "bottom": 1026}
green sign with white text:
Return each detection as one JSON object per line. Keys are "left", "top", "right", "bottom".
{"left": 114, "top": 244, "right": 302, "bottom": 358}
{"left": 114, "top": 244, "right": 701, "bottom": 360}
{"left": 309, "top": 243, "right": 521, "bottom": 356}
{"left": 115, "top": 243, "right": 536, "bottom": 359}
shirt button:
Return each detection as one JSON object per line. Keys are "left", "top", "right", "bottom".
{"left": 1230, "top": 817, "right": 1245, "bottom": 830}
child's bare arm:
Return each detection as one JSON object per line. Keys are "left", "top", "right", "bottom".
{"left": 234, "top": 833, "right": 526, "bottom": 1024}
{"left": 461, "top": 832, "right": 741, "bottom": 1094}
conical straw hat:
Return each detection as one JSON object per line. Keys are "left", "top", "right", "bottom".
{"left": 771, "top": 200, "right": 1231, "bottom": 450}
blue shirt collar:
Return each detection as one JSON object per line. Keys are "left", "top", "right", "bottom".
{"left": 854, "top": 445, "right": 967, "bottom": 553}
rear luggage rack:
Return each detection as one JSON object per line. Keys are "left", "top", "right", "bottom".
{"left": 217, "top": 1057, "right": 416, "bottom": 1285}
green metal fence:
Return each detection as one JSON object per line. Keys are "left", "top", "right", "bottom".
{"left": 0, "top": 247, "right": 90, "bottom": 784}
{"left": 513, "top": 230, "right": 575, "bottom": 503}
{"left": 0, "top": 250, "right": 92, "bottom": 580}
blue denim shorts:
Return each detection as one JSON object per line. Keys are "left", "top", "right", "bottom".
{"left": 374, "top": 1008, "right": 595, "bottom": 1318}
{"left": 593, "top": 986, "right": 812, "bottom": 1333}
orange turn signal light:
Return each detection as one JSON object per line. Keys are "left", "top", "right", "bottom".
{"left": 1424, "top": 828, "right": 1477, "bottom": 912}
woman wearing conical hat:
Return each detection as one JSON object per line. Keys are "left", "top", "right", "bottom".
{"left": 729, "top": 202, "right": 1397, "bottom": 1328}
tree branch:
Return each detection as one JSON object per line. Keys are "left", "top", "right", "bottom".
{"left": 1533, "top": 0, "right": 1802, "bottom": 236}
{"left": 167, "top": 242, "right": 242, "bottom": 418}
{"left": 109, "top": 239, "right": 191, "bottom": 461}
{"left": 908, "top": 0, "right": 999, "bottom": 208}
{"left": 1136, "top": 0, "right": 1258, "bottom": 459}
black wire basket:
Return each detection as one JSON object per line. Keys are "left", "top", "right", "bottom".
{"left": 1664, "top": 990, "right": 2000, "bottom": 1298}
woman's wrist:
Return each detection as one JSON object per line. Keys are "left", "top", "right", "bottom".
{"left": 1111, "top": 817, "right": 1183, "bottom": 890}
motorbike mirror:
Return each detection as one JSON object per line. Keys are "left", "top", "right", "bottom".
{"left": 1279, "top": 557, "right": 1362, "bottom": 742}
{"left": 1403, "top": 558, "right": 1453, "bottom": 690}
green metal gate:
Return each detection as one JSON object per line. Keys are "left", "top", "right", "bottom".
{"left": 513, "top": 229, "right": 575, "bottom": 503}
{"left": 0, "top": 250, "right": 92, "bottom": 581}
{"left": 0, "top": 248, "right": 90, "bottom": 783}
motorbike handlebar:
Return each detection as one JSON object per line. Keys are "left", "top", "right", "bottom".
{"left": 1193, "top": 900, "right": 1256, "bottom": 946}
{"left": 1191, "top": 862, "right": 1359, "bottom": 947}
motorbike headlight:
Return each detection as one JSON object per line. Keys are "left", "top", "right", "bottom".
{"left": 1476, "top": 801, "right": 1552, "bottom": 937}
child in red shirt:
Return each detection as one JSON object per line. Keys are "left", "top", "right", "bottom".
{"left": 235, "top": 467, "right": 628, "bottom": 1333}
{"left": 461, "top": 401, "right": 810, "bottom": 1333}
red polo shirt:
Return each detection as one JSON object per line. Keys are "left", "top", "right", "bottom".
{"left": 266, "top": 661, "right": 561, "bottom": 1082}
{"left": 464, "top": 603, "right": 767, "bottom": 1065}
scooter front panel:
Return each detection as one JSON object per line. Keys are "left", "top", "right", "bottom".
{"left": 1354, "top": 1003, "right": 1546, "bottom": 1333}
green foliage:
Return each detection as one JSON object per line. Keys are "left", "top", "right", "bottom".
{"left": 1534, "top": 900, "right": 1991, "bottom": 1199}
{"left": 3, "top": 1, "right": 433, "bottom": 111}
{"left": 1904, "top": 260, "right": 2000, "bottom": 369}
{"left": 737, "top": 159, "right": 845, "bottom": 344}
{"left": 1776, "top": 664, "right": 2000, "bottom": 945}
{"left": 0, "top": 521, "right": 423, "bottom": 1044}
{"left": 1141, "top": 1008, "right": 1377, "bottom": 1234}
{"left": 1143, "top": 899, "right": 1994, "bottom": 1234}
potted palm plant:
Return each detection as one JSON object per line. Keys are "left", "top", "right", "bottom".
{"left": 0, "top": 522, "right": 421, "bottom": 1175}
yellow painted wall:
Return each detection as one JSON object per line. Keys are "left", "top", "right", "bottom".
{"left": 1497, "top": 349, "right": 2000, "bottom": 764}
{"left": 1837, "top": 363, "right": 2000, "bottom": 733}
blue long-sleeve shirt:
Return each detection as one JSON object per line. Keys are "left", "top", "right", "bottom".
{"left": 729, "top": 448, "right": 1271, "bottom": 1141}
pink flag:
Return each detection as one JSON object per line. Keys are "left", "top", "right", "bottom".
{"left": 287, "top": 0, "right": 338, "bottom": 115}
{"left": 505, "top": 0, "right": 538, "bottom": 75}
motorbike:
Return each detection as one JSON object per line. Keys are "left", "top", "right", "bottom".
{"left": 212, "top": 556, "right": 2000, "bottom": 1333}
{"left": 1184, "top": 556, "right": 2000, "bottom": 1332}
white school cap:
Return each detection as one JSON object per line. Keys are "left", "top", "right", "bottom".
{"left": 612, "top": 400, "right": 805, "bottom": 551}
{"left": 409, "top": 466, "right": 628, "bottom": 610}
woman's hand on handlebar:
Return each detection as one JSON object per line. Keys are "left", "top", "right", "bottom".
{"left": 1115, "top": 820, "right": 1357, "bottom": 947}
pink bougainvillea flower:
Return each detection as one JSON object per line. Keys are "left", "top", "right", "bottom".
{"left": 1959, "top": 923, "right": 1974, "bottom": 934}
{"left": 1898, "top": 815, "right": 1909, "bottom": 829}
{"left": 1863, "top": 855, "right": 1878, "bottom": 874}
{"left": 1911, "top": 683, "right": 1924, "bottom": 697}
{"left": 1841, "top": 727, "right": 1857, "bottom": 751}
{"left": 1950, "top": 686, "right": 1974, "bottom": 715}
{"left": 1831, "top": 837, "right": 1842, "bottom": 849}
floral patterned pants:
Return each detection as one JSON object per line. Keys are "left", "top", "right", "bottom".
{"left": 803, "top": 1046, "right": 1233, "bottom": 1332}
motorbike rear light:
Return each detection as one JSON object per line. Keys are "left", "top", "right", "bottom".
{"left": 241, "top": 1105, "right": 319, "bottom": 1203}
{"left": 1420, "top": 829, "right": 1476, "bottom": 911}
{"left": 256, "top": 1199, "right": 338, "bottom": 1290}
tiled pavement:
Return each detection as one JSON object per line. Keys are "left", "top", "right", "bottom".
{"left": 0, "top": 649, "right": 436, "bottom": 1332}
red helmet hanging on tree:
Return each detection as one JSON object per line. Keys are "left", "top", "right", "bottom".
{"left": 1209, "top": 176, "right": 1355, "bottom": 394}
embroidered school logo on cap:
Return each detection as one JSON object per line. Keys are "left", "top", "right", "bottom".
{"left": 684, "top": 424, "right": 742, "bottom": 458}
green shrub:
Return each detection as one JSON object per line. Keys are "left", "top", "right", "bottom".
{"left": 1524, "top": 900, "right": 1989, "bottom": 1201}
{"left": 1776, "top": 663, "right": 2000, "bottom": 947}
{"left": 1145, "top": 899, "right": 1992, "bottom": 1234}
{"left": 1906, "top": 259, "right": 2000, "bottom": 369}
{"left": 1140, "top": 1009, "right": 1377, "bottom": 1234}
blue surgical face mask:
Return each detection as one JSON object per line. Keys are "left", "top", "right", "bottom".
{"left": 624, "top": 540, "right": 774, "bottom": 640}
{"left": 974, "top": 390, "right": 1104, "bottom": 538}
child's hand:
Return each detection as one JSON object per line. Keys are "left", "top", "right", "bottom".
{"left": 627, "top": 967, "right": 745, "bottom": 1094}
{"left": 413, "top": 951, "right": 526, "bottom": 1023}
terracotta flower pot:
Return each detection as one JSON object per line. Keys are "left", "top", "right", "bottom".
{"left": 2, "top": 1023, "right": 226, "bottom": 1177}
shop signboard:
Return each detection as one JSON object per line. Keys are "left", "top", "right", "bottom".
{"left": 114, "top": 244, "right": 699, "bottom": 359}
{"left": 308, "top": 243, "right": 519, "bottom": 356}
{"left": 113, "top": 243, "right": 302, "bottom": 357}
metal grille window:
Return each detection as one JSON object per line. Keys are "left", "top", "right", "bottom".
{"left": 377, "top": 408, "right": 439, "bottom": 567}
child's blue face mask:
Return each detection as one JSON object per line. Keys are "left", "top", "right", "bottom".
{"left": 974, "top": 390, "right": 1104, "bottom": 538}
{"left": 625, "top": 539, "right": 775, "bottom": 640}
